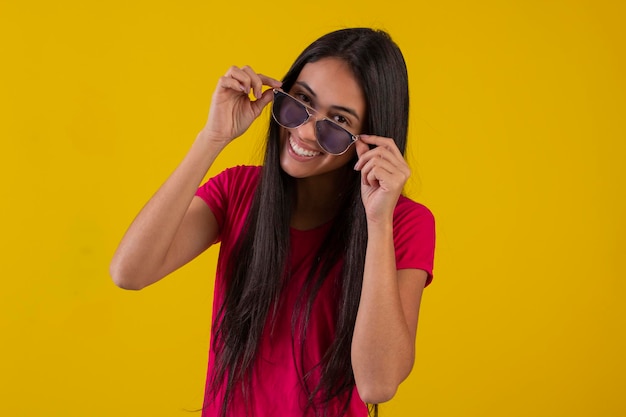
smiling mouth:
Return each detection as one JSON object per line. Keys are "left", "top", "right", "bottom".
{"left": 289, "top": 137, "right": 320, "bottom": 157}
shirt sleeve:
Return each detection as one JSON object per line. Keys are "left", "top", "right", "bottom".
{"left": 393, "top": 197, "right": 436, "bottom": 286}
{"left": 194, "top": 165, "right": 261, "bottom": 244}
{"left": 195, "top": 168, "right": 231, "bottom": 234}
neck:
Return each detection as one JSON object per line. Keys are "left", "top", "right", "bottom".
{"left": 290, "top": 167, "right": 350, "bottom": 230}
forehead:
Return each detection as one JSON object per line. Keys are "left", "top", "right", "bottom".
{"left": 295, "top": 57, "right": 366, "bottom": 117}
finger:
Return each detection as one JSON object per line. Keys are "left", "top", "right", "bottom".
{"left": 361, "top": 163, "right": 393, "bottom": 189}
{"left": 355, "top": 142, "right": 401, "bottom": 172}
{"left": 354, "top": 139, "right": 387, "bottom": 171}
{"left": 258, "top": 73, "right": 283, "bottom": 89}
{"left": 241, "top": 65, "right": 264, "bottom": 99}
{"left": 250, "top": 88, "right": 276, "bottom": 116}
{"left": 367, "top": 145, "right": 407, "bottom": 175}
{"left": 354, "top": 139, "right": 370, "bottom": 160}
{"left": 359, "top": 152, "right": 410, "bottom": 188}
{"left": 360, "top": 154, "right": 394, "bottom": 180}
{"left": 359, "top": 134, "right": 405, "bottom": 161}
{"left": 365, "top": 166, "right": 383, "bottom": 187}
{"left": 216, "top": 74, "right": 251, "bottom": 96}
{"left": 373, "top": 153, "right": 411, "bottom": 182}
{"left": 364, "top": 163, "right": 406, "bottom": 192}
{"left": 225, "top": 66, "right": 253, "bottom": 94}
{"left": 360, "top": 162, "right": 374, "bottom": 187}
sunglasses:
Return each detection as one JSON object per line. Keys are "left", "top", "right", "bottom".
{"left": 271, "top": 89, "right": 359, "bottom": 155}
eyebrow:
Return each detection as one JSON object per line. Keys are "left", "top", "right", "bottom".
{"left": 295, "top": 81, "right": 361, "bottom": 121}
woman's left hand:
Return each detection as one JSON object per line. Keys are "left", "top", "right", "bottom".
{"left": 354, "top": 135, "right": 411, "bottom": 224}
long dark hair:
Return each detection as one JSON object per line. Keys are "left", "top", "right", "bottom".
{"left": 209, "top": 28, "right": 410, "bottom": 417}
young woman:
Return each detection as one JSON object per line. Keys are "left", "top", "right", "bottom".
{"left": 110, "top": 28, "right": 435, "bottom": 417}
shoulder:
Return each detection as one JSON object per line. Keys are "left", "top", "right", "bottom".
{"left": 393, "top": 195, "right": 436, "bottom": 284}
{"left": 213, "top": 165, "right": 261, "bottom": 185}
{"left": 394, "top": 195, "right": 435, "bottom": 227}
{"left": 198, "top": 165, "right": 261, "bottom": 195}
{"left": 195, "top": 165, "right": 261, "bottom": 216}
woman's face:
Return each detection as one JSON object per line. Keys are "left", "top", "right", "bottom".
{"left": 278, "top": 57, "right": 366, "bottom": 180}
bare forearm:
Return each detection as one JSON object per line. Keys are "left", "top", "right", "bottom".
{"left": 351, "top": 221, "right": 414, "bottom": 403}
{"left": 110, "top": 67, "right": 281, "bottom": 289}
{"left": 109, "top": 132, "right": 223, "bottom": 289}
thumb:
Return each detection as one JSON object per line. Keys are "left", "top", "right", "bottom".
{"left": 354, "top": 138, "right": 369, "bottom": 158}
{"left": 251, "top": 89, "right": 276, "bottom": 116}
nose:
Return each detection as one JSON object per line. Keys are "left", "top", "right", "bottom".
{"left": 294, "top": 115, "right": 318, "bottom": 147}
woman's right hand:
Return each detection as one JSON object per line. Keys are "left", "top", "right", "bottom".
{"left": 201, "top": 65, "right": 282, "bottom": 148}
{"left": 110, "top": 66, "right": 281, "bottom": 290}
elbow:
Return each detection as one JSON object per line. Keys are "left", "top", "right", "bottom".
{"left": 109, "top": 261, "right": 147, "bottom": 291}
{"left": 356, "top": 381, "right": 399, "bottom": 405}
{"left": 353, "top": 357, "right": 412, "bottom": 404}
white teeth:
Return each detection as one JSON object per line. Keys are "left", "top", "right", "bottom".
{"left": 289, "top": 137, "right": 320, "bottom": 157}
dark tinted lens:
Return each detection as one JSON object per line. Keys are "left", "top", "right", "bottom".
{"left": 316, "top": 121, "right": 354, "bottom": 154}
{"left": 272, "top": 93, "right": 309, "bottom": 128}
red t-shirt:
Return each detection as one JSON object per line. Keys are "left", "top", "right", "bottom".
{"left": 195, "top": 165, "right": 435, "bottom": 417}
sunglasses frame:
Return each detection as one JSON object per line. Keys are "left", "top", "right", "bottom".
{"left": 271, "top": 89, "right": 359, "bottom": 155}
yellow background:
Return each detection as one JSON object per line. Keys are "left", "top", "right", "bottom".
{"left": 1, "top": 0, "right": 624, "bottom": 416}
